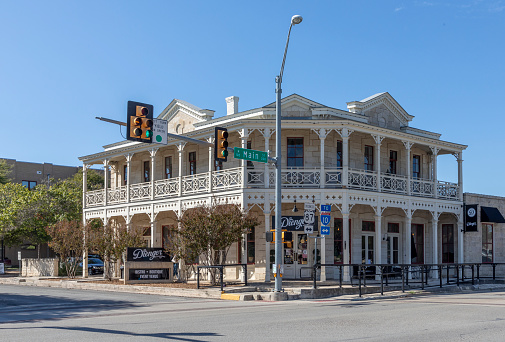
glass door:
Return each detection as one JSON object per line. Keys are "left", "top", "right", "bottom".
{"left": 296, "top": 233, "right": 309, "bottom": 278}
{"left": 361, "top": 235, "right": 374, "bottom": 264}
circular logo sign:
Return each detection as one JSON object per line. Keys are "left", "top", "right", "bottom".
{"left": 467, "top": 208, "right": 476, "bottom": 217}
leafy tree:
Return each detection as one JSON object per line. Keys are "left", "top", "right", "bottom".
{"left": 0, "top": 159, "right": 12, "bottom": 184}
{"left": 45, "top": 220, "right": 86, "bottom": 278}
{"left": 169, "top": 204, "right": 259, "bottom": 283}
{"left": 88, "top": 221, "right": 144, "bottom": 280}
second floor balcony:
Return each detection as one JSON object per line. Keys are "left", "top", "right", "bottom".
{"left": 84, "top": 166, "right": 460, "bottom": 208}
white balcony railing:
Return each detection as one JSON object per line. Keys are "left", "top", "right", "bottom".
{"left": 85, "top": 166, "right": 460, "bottom": 208}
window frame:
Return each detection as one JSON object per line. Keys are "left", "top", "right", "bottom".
{"left": 413, "top": 155, "right": 421, "bottom": 179}
{"left": 362, "top": 220, "right": 375, "bottom": 232}
{"left": 482, "top": 223, "right": 493, "bottom": 263}
{"left": 164, "top": 156, "right": 172, "bottom": 179}
{"left": 364, "top": 145, "right": 374, "bottom": 171}
{"left": 123, "top": 165, "right": 128, "bottom": 186}
{"left": 21, "top": 180, "right": 37, "bottom": 190}
{"left": 389, "top": 150, "right": 398, "bottom": 174}
{"left": 442, "top": 224, "right": 455, "bottom": 264}
{"left": 287, "top": 137, "right": 304, "bottom": 168}
{"left": 143, "top": 161, "right": 150, "bottom": 183}
{"left": 411, "top": 223, "right": 424, "bottom": 264}
{"left": 188, "top": 151, "right": 197, "bottom": 175}
{"left": 336, "top": 140, "right": 343, "bottom": 168}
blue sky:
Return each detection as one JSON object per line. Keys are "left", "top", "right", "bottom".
{"left": 1, "top": 1, "right": 504, "bottom": 196}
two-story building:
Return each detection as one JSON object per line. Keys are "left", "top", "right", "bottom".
{"left": 79, "top": 92, "right": 467, "bottom": 281}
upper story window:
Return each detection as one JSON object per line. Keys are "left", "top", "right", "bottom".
{"left": 189, "top": 152, "right": 197, "bottom": 175}
{"left": 215, "top": 159, "right": 223, "bottom": 171}
{"left": 287, "top": 138, "right": 304, "bottom": 167}
{"left": 165, "top": 157, "right": 172, "bottom": 179}
{"left": 143, "top": 161, "right": 150, "bottom": 182}
{"left": 123, "top": 165, "right": 128, "bottom": 185}
{"left": 336, "top": 141, "right": 343, "bottom": 167}
{"left": 389, "top": 150, "right": 397, "bottom": 174}
{"left": 22, "top": 180, "right": 37, "bottom": 190}
{"left": 364, "top": 145, "right": 374, "bottom": 171}
{"left": 246, "top": 140, "right": 254, "bottom": 169}
{"left": 413, "top": 155, "right": 421, "bottom": 179}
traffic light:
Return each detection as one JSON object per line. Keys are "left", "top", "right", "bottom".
{"left": 214, "top": 127, "right": 229, "bottom": 162}
{"left": 127, "top": 101, "right": 154, "bottom": 143}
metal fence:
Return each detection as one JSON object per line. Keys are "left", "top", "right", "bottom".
{"left": 196, "top": 264, "right": 248, "bottom": 292}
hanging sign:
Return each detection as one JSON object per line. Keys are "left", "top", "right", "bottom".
{"left": 464, "top": 204, "right": 478, "bottom": 232}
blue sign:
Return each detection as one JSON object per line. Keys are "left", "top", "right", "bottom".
{"left": 321, "top": 226, "right": 330, "bottom": 235}
{"left": 320, "top": 214, "right": 331, "bottom": 226}
{"left": 321, "top": 205, "right": 331, "bottom": 212}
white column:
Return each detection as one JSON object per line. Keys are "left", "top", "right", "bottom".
{"left": 312, "top": 128, "right": 330, "bottom": 189}
{"left": 338, "top": 128, "right": 353, "bottom": 188}
{"left": 150, "top": 148, "right": 158, "bottom": 200}
{"left": 457, "top": 152, "right": 463, "bottom": 202}
{"left": 239, "top": 129, "right": 248, "bottom": 189}
{"left": 177, "top": 143, "right": 186, "bottom": 197}
{"left": 374, "top": 213, "right": 382, "bottom": 266}
{"left": 403, "top": 141, "right": 413, "bottom": 195}
{"left": 373, "top": 135, "right": 384, "bottom": 192}
{"left": 431, "top": 147, "right": 439, "bottom": 199}
{"left": 432, "top": 214, "right": 439, "bottom": 278}
{"left": 82, "top": 163, "right": 88, "bottom": 209}
{"left": 82, "top": 164, "right": 89, "bottom": 278}
{"left": 103, "top": 159, "right": 109, "bottom": 206}
{"left": 405, "top": 210, "right": 412, "bottom": 264}
{"left": 342, "top": 212, "right": 350, "bottom": 281}
{"left": 264, "top": 211, "right": 271, "bottom": 282}
{"left": 150, "top": 206, "right": 157, "bottom": 247}
{"left": 207, "top": 136, "right": 214, "bottom": 193}
{"left": 125, "top": 153, "right": 133, "bottom": 203}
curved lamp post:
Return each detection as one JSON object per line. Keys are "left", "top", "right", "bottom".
{"left": 274, "top": 15, "right": 303, "bottom": 293}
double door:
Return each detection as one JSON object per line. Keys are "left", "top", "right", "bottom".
{"left": 272, "top": 232, "right": 311, "bottom": 279}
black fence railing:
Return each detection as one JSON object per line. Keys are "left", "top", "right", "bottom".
{"left": 196, "top": 264, "right": 248, "bottom": 291}
{"left": 312, "top": 263, "right": 505, "bottom": 297}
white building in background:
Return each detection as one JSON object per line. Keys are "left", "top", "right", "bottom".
{"left": 79, "top": 92, "right": 466, "bottom": 281}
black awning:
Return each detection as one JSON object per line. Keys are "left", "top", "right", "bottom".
{"left": 481, "top": 206, "right": 505, "bottom": 223}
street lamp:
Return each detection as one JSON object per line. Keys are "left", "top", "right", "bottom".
{"left": 274, "top": 14, "right": 303, "bottom": 293}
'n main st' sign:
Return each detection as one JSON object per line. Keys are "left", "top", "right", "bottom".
{"left": 233, "top": 147, "right": 268, "bottom": 163}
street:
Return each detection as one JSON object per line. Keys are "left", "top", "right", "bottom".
{"left": 1, "top": 284, "right": 505, "bottom": 341}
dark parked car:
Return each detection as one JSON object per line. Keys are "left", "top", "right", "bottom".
{"left": 79, "top": 258, "right": 104, "bottom": 275}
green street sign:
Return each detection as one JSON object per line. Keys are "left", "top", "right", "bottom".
{"left": 233, "top": 147, "right": 268, "bottom": 163}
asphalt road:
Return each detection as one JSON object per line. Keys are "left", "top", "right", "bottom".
{"left": 1, "top": 284, "right": 505, "bottom": 341}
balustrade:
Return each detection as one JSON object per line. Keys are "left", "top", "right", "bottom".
{"left": 84, "top": 166, "right": 460, "bottom": 208}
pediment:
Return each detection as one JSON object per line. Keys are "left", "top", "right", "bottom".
{"left": 346, "top": 92, "right": 414, "bottom": 127}
{"left": 158, "top": 99, "right": 214, "bottom": 134}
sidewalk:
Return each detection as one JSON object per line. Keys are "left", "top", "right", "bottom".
{"left": 1, "top": 274, "right": 505, "bottom": 301}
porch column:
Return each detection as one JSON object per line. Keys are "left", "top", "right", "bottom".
{"left": 342, "top": 212, "right": 351, "bottom": 281}
{"left": 264, "top": 210, "right": 271, "bottom": 282}
{"left": 103, "top": 159, "right": 109, "bottom": 206}
{"left": 312, "top": 128, "right": 330, "bottom": 188}
{"left": 149, "top": 148, "right": 158, "bottom": 200}
{"left": 404, "top": 210, "right": 412, "bottom": 265}
{"left": 82, "top": 165, "right": 89, "bottom": 278}
{"left": 403, "top": 141, "right": 413, "bottom": 195}
{"left": 431, "top": 147, "right": 439, "bottom": 199}
{"left": 338, "top": 128, "right": 353, "bottom": 188}
{"left": 432, "top": 212, "right": 439, "bottom": 278}
{"left": 373, "top": 135, "right": 384, "bottom": 192}
{"left": 125, "top": 153, "right": 133, "bottom": 203}
{"left": 150, "top": 205, "right": 158, "bottom": 247}
{"left": 457, "top": 152, "right": 463, "bottom": 202}
{"left": 82, "top": 163, "right": 88, "bottom": 209}
{"left": 239, "top": 129, "right": 249, "bottom": 189}
{"left": 374, "top": 212, "right": 382, "bottom": 266}
{"left": 262, "top": 129, "right": 273, "bottom": 188}
{"left": 177, "top": 143, "right": 186, "bottom": 197}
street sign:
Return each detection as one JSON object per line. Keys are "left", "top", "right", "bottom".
{"left": 304, "top": 203, "right": 316, "bottom": 211}
{"left": 152, "top": 119, "right": 168, "bottom": 145}
{"left": 321, "top": 204, "right": 331, "bottom": 212}
{"left": 233, "top": 147, "right": 268, "bottom": 163}
{"left": 321, "top": 214, "right": 331, "bottom": 226}
{"left": 304, "top": 225, "right": 314, "bottom": 234}
{"left": 321, "top": 226, "right": 330, "bottom": 235}
{"left": 304, "top": 210, "right": 315, "bottom": 224}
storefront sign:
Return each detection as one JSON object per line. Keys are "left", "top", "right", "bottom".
{"left": 464, "top": 204, "right": 478, "bottom": 232}
{"left": 126, "top": 247, "right": 170, "bottom": 262}
{"left": 272, "top": 215, "right": 318, "bottom": 232}
{"left": 129, "top": 268, "right": 170, "bottom": 280}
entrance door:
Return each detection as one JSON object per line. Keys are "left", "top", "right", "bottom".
{"left": 361, "top": 235, "right": 374, "bottom": 264}
{"left": 281, "top": 232, "right": 311, "bottom": 279}
{"left": 387, "top": 236, "right": 400, "bottom": 264}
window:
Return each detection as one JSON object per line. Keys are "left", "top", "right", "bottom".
{"left": 336, "top": 140, "right": 343, "bottom": 167}
{"left": 247, "top": 227, "right": 255, "bottom": 264}
{"left": 143, "top": 161, "right": 150, "bottom": 182}
{"left": 214, "top": 159, "right": 223, "bottom": 171}
{"left": 387, "top": 222, "right": 400, "bottom": 233}
{"left": 189, "top": 152, "right": 197, "bottom": 175}
{"left": 482, "top": 223, "right": 493, "bottom": 263}
{"left": 412, "top": 224, "right": 424, "bottom": 264}
{"left": 334, "top": 218, "right": 343, "bottom": 264}
{"left": 362, "top": 221, "right": 375, "bottom": 232}
{"left": 442, "top": 224, "right": 454, "bottom": 263}
{"left": 246, "top": 140, "right": 254, "bottom": 169}
{"left": 413, "top": 155, "right": 421, "bottom": 179}
{"left": 364, "top": 145, "right": 374, "bottom": 171}
{"left": 22, "top": 180, "right": 37, "bottom": 190}
{"left": 287, "top": 138, "right": 304, "bottom": 167}
{"left": 389, "top": 150, "right": 397, "bottom": 174}
{"left": 165, "top": 157, "right": 172, "bottom": 179}
{"left": 162, "top": 225, "right": 172, "bottom": 258}
{"left": 123, "top": 165, "right": 128, "bottom": 185}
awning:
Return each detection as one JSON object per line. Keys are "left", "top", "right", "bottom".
{"left": 481, "top": 206, "right": 505, "bottom": 223}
